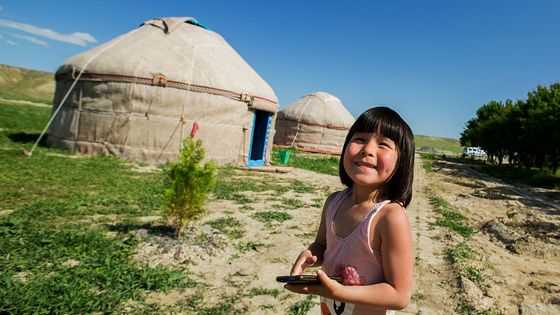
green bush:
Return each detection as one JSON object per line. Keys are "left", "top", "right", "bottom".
{"left": 163, "top": 138, "right": 216, "bottom": 237}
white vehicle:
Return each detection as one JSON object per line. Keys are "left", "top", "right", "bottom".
{"left": 462, "top": 147, "right": 487, "bottom": 158}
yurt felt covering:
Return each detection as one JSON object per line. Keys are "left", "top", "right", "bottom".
{"left": 48, "top": 17, "right": 278, "bottom": 165}
{"left": 273, "top": 92, "right": 354, "bottom": 155}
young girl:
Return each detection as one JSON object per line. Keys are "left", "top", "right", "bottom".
{"left": 285, "top": 107, "right": 414, "bottom": 315}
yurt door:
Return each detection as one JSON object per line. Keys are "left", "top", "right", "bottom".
{"left": 247, "top": 110, "right": 272, "bottom": 167}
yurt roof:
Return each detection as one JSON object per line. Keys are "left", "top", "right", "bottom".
{"left": 280, "top": 91, "right": 354, "bottom": 129}
{"left": 55, "top": 17, "right": 278, "bottom": 109}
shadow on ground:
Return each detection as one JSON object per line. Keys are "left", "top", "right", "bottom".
{"left": 8, "top": 132, "right": 47, "bottom": 146}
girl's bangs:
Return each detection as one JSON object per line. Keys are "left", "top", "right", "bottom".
{"left": 353, "top": 111, "right": 406, "bottom": 147}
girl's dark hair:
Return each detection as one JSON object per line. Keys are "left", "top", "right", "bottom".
{"left": 339, "top": 107, "right": 415, "bottom": 207}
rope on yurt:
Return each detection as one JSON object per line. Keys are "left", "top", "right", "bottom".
{"left": 178, "top": 44, "right": 198, "bottom": 150}
{"left": 28, "top": 28, "right": 141, "bottom": 157}
{"left": 288, "top": 95, "right": 313, "bottom": 148}
{"left": 155, "top": 120, "right": 182, "bottom": 163}
{"left": 71, "top": 87, "right": 83, "bottom": 152}
{"left": 129, "top": 60, "right": 145, "bottom": 118}
{"left": 176, "top": 43, "right": 229, "bottom": 149}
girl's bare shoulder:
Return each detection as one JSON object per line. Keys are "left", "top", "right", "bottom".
{"left": 378, "top": 202, "right": 410, "bottom": 229}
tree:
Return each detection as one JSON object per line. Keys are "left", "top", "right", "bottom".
{"left": 503, "top": 100, "right": 523, "bottom": 165}
{"left": 523, "top": 84, "right": 560, "bottom": 173}
{"left": 163, "top": 138, "right": 216, "bottom": 238}
{"left": 461, "top": 101, "right": 508, "bottom": 164}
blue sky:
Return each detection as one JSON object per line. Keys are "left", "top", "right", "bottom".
{"left": 1, "top": 1, "right": 559, "bottom": 139}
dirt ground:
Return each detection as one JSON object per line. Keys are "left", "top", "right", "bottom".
{"left": 131, "top": 155, "right": 560, "bottom": 314}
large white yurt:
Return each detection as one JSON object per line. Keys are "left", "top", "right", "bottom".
{"left": 273, "top": 92, "right": 354, "bottom": 154}
{"left": 48, "top": 17, "right": 278, "bottom": 166}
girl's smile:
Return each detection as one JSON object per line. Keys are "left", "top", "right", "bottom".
{"left": 355, "top": 161, "right": 375, "bottom": 169}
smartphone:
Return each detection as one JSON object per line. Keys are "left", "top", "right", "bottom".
{"left": 276, "top": 275, "right": 343, "bottom": 284}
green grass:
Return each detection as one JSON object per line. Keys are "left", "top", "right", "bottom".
{"left": 422, "top": 152, "right": 560, "bottom": 189}
{"left": 206, "top": 217, "right": 245, "bottom": 239}
{"left": 272, "top": 147, "right": 339, "bottom": 176}
{"left": 429, "top": 196, "right": 475, "bottom": 238}
{"left": 235, "top": 241, "right": 264, "bottom": 253}
{"left": 211, "top": 171, "right": 289, "bottom": 203}
{"left": 419, "top": 152, "right": 437, "bottom": 173}
{"left": 252, "top": 211, "right": 292, "bottom": 224}
{"left": 481, "top": 164, "right": 560, "bottom": 189}
{"left": 445, "top": 242, "right": 475, "bottom": 263}
{"left": 290, "top": 179, "right": 316, "bottom": 193}
{"left": 288, "top": 295, "right": 316, "bottom": 315}
{"left": 0, "top": 101, "right": 51, "bottom": 147}
{"left": 464, "top": 266, "right": 487, "bottom": 284}
{"left": 0, "top": 102, "right": 196, "bottom": 313}
{"left": 248, "top": 287, "right": 280, "bottom": 298}
{"left": 0, "top": 151, "right": 196, "bottom": 313}
{"left": 0, "top": 64, "right": 54, "bottom": 104}
{"left": 273, "top": 197, "right": 307, "bottom": 210}
{"left": 415, "top": 134, "right": 462, "bottom": 154}
{"left": 0, "top": 99, "right": 373, "bottom": 313}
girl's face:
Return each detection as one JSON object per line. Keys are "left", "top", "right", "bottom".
{"left": 343, "top": 132, "right": 398, "bottom": 190}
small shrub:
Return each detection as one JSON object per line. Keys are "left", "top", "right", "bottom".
{"left": 163, "top": 138, "right": 216, "bottom": 237}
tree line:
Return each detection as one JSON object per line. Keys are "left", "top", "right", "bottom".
{"left": 460, "top": 83, "right": 560, "bottom": 174}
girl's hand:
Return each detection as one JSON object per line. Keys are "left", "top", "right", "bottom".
{"left": 284, "top": 269, "right": 344, "bottom": 300}
{"left": 289, "top": 250, "right": 317, "bottom": 275}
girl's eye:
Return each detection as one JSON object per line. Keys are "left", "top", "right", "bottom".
{"left": 353, "top": 137, "right": 366, "bottom": 143}
{"left": 379, "top": 141, "right": 395, "bottom": 149}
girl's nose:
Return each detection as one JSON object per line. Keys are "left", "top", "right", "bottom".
{"left": 361, "top": 140, "right": 376, "bottom": 156}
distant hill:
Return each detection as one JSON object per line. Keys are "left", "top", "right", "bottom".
{"left": 0, "top": 64, "right": 54, "bottom": 105}
{"left": 0, "top": 64, "right": 464, "bottom": 153}
{"left": 415, "top": 134, "right": 462, "bottom": 155}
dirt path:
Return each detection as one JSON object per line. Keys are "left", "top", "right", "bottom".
{"left": 130, "top": 156, "right": 560, "bottom": 314}
{"left": 404, "top": 156, "right": 560, "bottom": 314}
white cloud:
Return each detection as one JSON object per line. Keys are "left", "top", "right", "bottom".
{"left": 12, "top": 33, "right": 49, "bottom": 47}
{"left": 0, "top": 18, "right": 97, "bottom": 46}
{"left": 6, "top": 39, "right": 18, "bottom": 46}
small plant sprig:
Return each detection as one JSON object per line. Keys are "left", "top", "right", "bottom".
{"left": 163, "top": 137, "right": 216, "bottom": 238}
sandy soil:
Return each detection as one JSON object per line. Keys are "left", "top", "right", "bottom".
{"left": 131, "top": 155, "right": 560, "bottom": 314}
{"left": 405, "top": 157, "right": 560, "bottom": 314}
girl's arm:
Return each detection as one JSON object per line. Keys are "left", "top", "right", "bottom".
{"left": 287, "top": 202, "right": 413, "bottom": 310}
{"left": 288, "top": 192, "right": 336, "bottom": 275}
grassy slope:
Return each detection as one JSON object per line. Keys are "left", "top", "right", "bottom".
{"left": 0, "top": 64, "right": 54, "bottom": 104}
{"left": 415, "top": 134, "right": 462, "bottom": 154}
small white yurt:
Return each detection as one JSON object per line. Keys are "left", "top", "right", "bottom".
{"left": 273, "top": 92, "right": 354, "bottom": 154}
{"left": 48, "top": 17, "right": 278, "bottom": 166}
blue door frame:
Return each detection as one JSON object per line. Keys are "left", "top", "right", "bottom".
{"left": 247, "top": 110, "right": 271, "bottom": 167}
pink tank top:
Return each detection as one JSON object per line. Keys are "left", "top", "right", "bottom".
{"left": 320, "top": 189, "right": 395, "bottom": 315}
